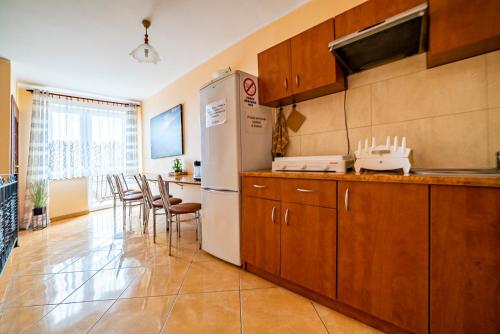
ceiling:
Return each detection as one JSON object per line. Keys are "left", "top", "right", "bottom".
{"left": 0, "top": 0, "right": 308, "bottom": 101}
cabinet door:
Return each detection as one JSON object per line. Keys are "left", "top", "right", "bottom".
{"left": 338, "top": 181, "right": 428, "bottom": 334}
{"left": 241, "top": 196, "right": 281, "bottom": 275}
{"left": 428, "top": 0, "right": 500, "bottom": 67}
{"left": 431, "top": 186, "right": 500, "bottom": 334}
{"left": 290, "top": 19, "right": 344, "bottom": 97}
{"left": 258, "top": 40, "right": 292, "bottom": 107}
{"left": 334, "top": 0, "right": 424, "bottom": 39}
{"left": 280, "top": 202, "right": 336, "bottom": 298}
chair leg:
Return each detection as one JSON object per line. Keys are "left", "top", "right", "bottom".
{"left": 129, "top": 203, "right": 132, "bottom": 217}
{"left": 113, "top": 197, "right": 116, "bottom": 218}
{"left": 153, "top": 209, "right": 157, "bottom": 243}
{"left": 197, "top": 211, "right": 202, "bottom": 249}
{"left": 168, "top": 214, "right": 174, "bottom": 256}
{"left": 122, "top": 202, "right": 127, "bottom": 227}
{"left": 177, "top": 215, "right": 181, "bottom": 239}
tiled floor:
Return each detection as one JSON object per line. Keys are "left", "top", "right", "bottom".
{"left": 0, "top": 209, "right": 383, "bottom": 333}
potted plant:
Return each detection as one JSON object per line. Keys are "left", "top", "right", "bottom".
{"left": 30, "top": 180, "right": 48, "bottom": 216}
{"left": 171, "top": 158, "right": 184, "bottom": 175}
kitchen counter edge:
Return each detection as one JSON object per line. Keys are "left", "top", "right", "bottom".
{"left": 240, "top": 170, "right": 500, "bottom": 187}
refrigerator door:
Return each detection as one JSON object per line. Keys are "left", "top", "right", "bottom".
{"left": 200, "top": 73, "right": 240, "bottom": 191}
{"left": 201, "top": 188, "right": 241, "bottom": 266}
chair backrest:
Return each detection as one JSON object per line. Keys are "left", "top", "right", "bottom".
{"left": 141, "top": 175, "right": 156, "bottom": 208}
{"left": 158, "top": 174, "right": 172, "bottom": 215}
{"left": 107, "top": 175, "right": 117, "bottom": 195}
{"left": 113, "top": 175, "right": 126, "bottom": 201}
{"left": 120, "top": 173, "right": 130, "bottom": 191}
{"left": 133, "top": 173, "right": 143, "bottom": 191}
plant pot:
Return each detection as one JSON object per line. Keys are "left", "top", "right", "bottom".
{"left": 33, "top": 206, "right": 46, "bottom": 216}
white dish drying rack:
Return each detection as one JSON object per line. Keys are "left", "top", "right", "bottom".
{"left": 354, "top": 136, "right": 412, "bottom": 175}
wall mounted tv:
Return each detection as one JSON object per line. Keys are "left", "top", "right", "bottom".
{"left": 150, "top": 104, "right": 183, "bottom": 158}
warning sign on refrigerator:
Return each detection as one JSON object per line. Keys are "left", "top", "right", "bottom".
{"left": 206, "top": 98, "right": 227, "bottom": 128}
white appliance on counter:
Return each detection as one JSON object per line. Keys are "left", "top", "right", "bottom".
{"left": 272, "top": 155, "right": 354, "bottom": 173}
{"left": 354, "top": 136, "right": 412, "bottom": 175}
{"left": 200, "top": 70, "right": 272, "bottom": 266}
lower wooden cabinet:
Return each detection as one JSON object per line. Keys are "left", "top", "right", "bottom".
{"left": 241, "top": 196, "right": 281, "bottom": 275}
{"left": 337, "top": 181, "right": 429, "bottom": 334}
{"left": 430, "top": 185, "right": 500, "bottom": 334}
{"left": 280, "top": 202, "right": 336, "bottom": 298}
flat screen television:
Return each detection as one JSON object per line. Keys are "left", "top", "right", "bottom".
{"left": 150, "top": 104, "right": 183, "bottom": 158}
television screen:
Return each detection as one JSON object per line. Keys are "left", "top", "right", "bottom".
{"left": 150, "top": 104, "right": 183, "bottom": 158}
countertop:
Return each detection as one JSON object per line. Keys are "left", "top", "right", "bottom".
{"left": 240, "top": 170, "right": 500, "bottom": 187}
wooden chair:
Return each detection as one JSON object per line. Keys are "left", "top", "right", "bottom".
{"left": 141, "top": 175, "right": 182, "bottom": 240}
{"left": 158, "top": 174, "right": 202, "bottom": 255}
{"left": 113, "top": 174, "right": 144, "bottom": 226}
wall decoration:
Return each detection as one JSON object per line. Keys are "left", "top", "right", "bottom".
{"left": 150, "top": 104, "right": 183, "bottom": 158}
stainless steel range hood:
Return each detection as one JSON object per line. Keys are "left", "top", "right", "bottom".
{"left": 329, "top": 3, "right": 428, "bottom": 75}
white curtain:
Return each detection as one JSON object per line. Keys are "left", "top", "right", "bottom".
{"left": 47, "top": 97, "right": 138, "bottom": 179}
{"left": 23, "top": 90, "right": 139, "bottom": 227}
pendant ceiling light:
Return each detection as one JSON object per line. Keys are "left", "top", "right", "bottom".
{"left": 130, "top": 19, "right": 161, "bottom": 64}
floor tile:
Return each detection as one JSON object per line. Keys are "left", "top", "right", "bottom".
{"left": 64, "top": 267, "right": 144, "bottom": 302}
{"left": 313, "top": 302, "right": 384, "bottom": 334}
{"left": 90, "top": 296, "right": 174, "bottom": 334}
{"left": 192, "top": 249, "right": 219, "bottom": 262}
{"left": 29, "top": 300, "right": 114, "bottom": 333}
{"left": 241, "top": 287, "right": 328, "bottom": 334}
{"left": 121, "top": 262, "right": 190, "bottom": 298}
{"left": 163, "top": 291, "right": 240, "bottom": 333}
{"left": 0, "top": 305, "right": 54, "bottom": 334}
{"left": 60, "top": 250, "right": 121, "bottom": 272}
{"left": 240, "top": 271, "right": 275, "bottom": 290}
{"left": 5, "top": 271, "right": 96, "bottom": 307}
{"left": 180, "top": 260, "right": 240, "bottom": 294}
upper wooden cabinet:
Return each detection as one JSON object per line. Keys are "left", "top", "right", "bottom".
{"left": 430, "top": 185, "right": 500, "bottom": 334}
{"left": 428, "top": 0, "right": 500, "bottom": 67}
{"left": 258, "top": 19, "right": 345, "bottom": 107}
{"left": 337, "top": 181, "right": 429, "bottom": 334}
{"left": 257, "top": 40, "right": 292, "bottom": 107}
{"left": 334, "top": 0, "right": 424, "bottom": 39}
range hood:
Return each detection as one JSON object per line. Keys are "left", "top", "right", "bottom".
{"left": 329, "top": 3, "right": 428, "bottom": 74}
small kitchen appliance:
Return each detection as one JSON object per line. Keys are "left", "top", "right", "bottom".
{"left": 354, "top": 136, "right": 412, "bottom": 175}
{"left": 193, "top": 160, "right": 201, "bottom": 181}
{"left": 272, "top": 155, "right": 354, "bottom": 173}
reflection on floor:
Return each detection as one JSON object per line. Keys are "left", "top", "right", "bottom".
{"left": 0, "top": 209, "right": 383, "bottom": 333}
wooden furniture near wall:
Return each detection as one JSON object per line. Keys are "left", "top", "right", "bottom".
{"left": 334, "top": 0, "right": 424, "bottom": 39}
{"left": 427, "top": 0, "right": 500, "bottom": 67}
{"left": 430, "top": 185, "right": 500, "bottom": 334}
{"left": 338, "top": 181, "right": 428, "bottom": 334}
{"left": 241, "top": 172, "right": 500, "bottom": 334}
{"left": 258, "top": 19, "right": 345, "bottom": 107}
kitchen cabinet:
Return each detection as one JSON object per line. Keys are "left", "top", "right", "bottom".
{"left": 428, "top": 0, "right": 500, "bottom": 67}
{"left": 430, "top": 185, "right": 500, "bottom": 334}
{"left": 257, "top": 40, "right": 292, "bottom": 106}
{"left": 334, "top": 0, "right": 424, "bottom": 39}
{"left": 241, "top": 195, "right": 281, "bottom": 275}
{"left": 258, "top": 19, "right": 345, "bottom": 107}
{"left": 337, "top": 181, "right": 428, "bottom": 334}
{"left": 280, "top": 202, "right": 336, "bottom": 298}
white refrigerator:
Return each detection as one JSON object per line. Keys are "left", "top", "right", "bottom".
{"left": 200, "top": 71, "right": 272, "bottom": 266}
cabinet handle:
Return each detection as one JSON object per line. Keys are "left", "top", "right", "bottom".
{"left": 252, "top": 184, "right": 266, "bottom": 188}
{"left": 284, "top": 78, "right": 288, "bottom": 90}
{"left": 296, "top": 188, "right": 314, "bottom": 193}
{"left": 271, "top": 207, "right": 276, "bottom": 224}
{"left": 285, "top": 208, "right": 289, "bottom": 226}
{"left": 295, "top": 75, "right": 300, "bottom": 87}
{"left": 344, "top": 188, "right": 349, "bottom": 211}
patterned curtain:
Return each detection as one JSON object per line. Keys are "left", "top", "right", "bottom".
{"left": 22, "top": 92, "right": 139, "bottom": 228}
{"left": 22, "top": 90, "right": 51, "bottom": 228}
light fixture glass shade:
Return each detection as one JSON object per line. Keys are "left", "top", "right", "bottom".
{"left": 129, "top": 43, "right": 161, "bottom": 64}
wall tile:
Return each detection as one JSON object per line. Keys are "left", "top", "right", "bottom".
{"left": 372, "top": 55, "right": 487, "bottom": 125}
{"left": 488, "top": 108, "right": 500, "bottom": 167}
{"left": 300, "top": 127, "right": 371, "bottom": 156}
{"left": 293, "top": 93, "right": 343, "bottom": 135}
{"left": 348, "top": 53, "right": 427, "bottom": 89}
{"left": 346, "top": 85, "right": 371, "bottom": 128}
{"left": 285, "top": 136, "right": 301, "bottom": 156}
{"left": 486, "top": 50, "right": 500, "bottom": 108}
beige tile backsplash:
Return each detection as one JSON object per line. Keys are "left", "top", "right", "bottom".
{"left": 283, "top": 50, "right": 500, "bottom": 168}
